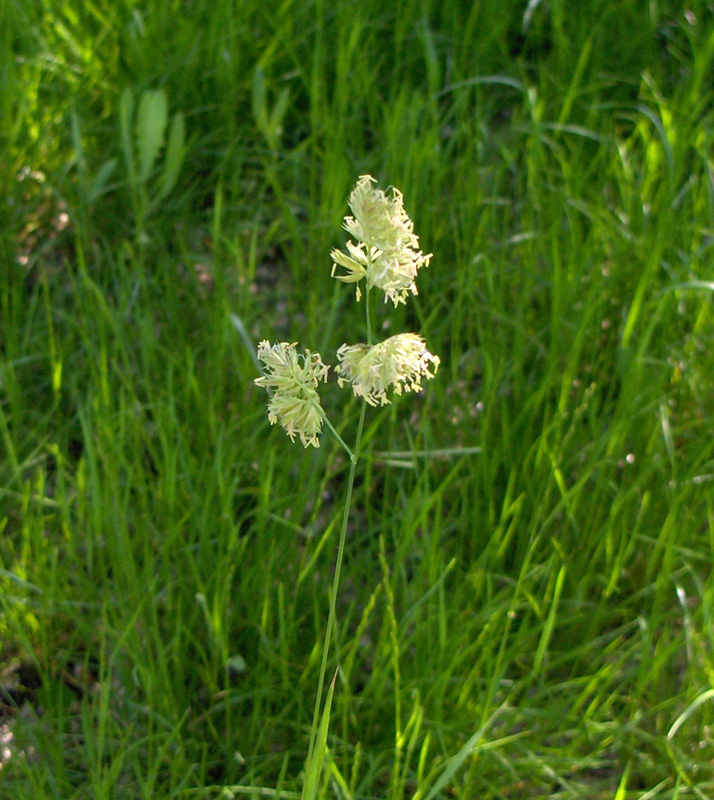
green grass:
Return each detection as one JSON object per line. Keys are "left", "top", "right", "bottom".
{"left": 2, "top": 0, "right": 714, "bottom": 797}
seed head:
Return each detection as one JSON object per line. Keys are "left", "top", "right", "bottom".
{"left": 335, "top": 333, "right": 440, "bottom": 407}
{"left": 331, "top": 175, "right": 432, "bottom": 306}
{"left": 254, "top": 340, "right": 329, "bottom": 447}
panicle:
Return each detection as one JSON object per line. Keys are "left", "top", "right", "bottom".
{"left": 254, "top": 340, "right": 329, "bottom": 447}
{"left": 335, "top": 333, "right": 440, "bottom": 407}
{"left": 331, "top": 175, "right": 432, "bottom": 306}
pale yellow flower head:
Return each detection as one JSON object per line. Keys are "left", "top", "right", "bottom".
{"left": 254, "top": 340, "right": 329, "bottom": 447}
{"left": 335, "top": 333, "right": 440, "bottom": 407}
{"left": 331, "top": 175, "right": 432, "bottom": 306}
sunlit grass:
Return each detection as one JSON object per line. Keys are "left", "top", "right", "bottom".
{"left": 1, "top": 0, "right": 714, "bottom": 797}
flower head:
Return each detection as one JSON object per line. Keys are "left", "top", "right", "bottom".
{"left": 331, "top": 175, "right": 432, "bottom": 306}
{"left": 254, "top": 340, "right": 329, "bottom": 447}
{"left": 335, "top": 333, "right": 440, "bottom": 406}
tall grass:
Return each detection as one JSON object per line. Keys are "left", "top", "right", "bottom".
{"left": 2, "top": 0, "right": 714, "bottom": 797}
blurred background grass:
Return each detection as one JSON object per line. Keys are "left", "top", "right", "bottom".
{"left": 2, "top": 0, "right": 714, "bottom": 797}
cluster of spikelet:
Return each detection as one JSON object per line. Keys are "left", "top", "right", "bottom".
{"left": 254, "top": 175, "right": 440, "bottom": 447}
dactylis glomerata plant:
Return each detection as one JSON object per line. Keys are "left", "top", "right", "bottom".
{"left": 254, "top": 175, "right": 439, "bottom": 799}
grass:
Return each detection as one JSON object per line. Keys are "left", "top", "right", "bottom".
{"left": 2, "top": 0, "right": 714, "bottom": 797}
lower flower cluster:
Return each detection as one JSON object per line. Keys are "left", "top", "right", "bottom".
{"left": 254, "top": 341, "right": 329, "bottom": 448}
{"left": 336, "top": 334, "right": 439, "bottom": 407}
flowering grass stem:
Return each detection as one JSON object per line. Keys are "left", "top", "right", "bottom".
{"left": 320, "top": 415, "right": 355, "bottom": 462}
{"left": 304, "top": 401, "right": 367, "bottom": 788}
{"left": 257, "top": 176, "right": 437, "bottom": 797}
{"left": 303, "top": 272, "right": 374, "bottom": 795}
{"left": 365, "top": 285, "right": 373, "bottom": 346}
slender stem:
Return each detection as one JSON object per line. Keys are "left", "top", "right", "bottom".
{"left": 305, "top": 401, "right": 367, "bottom": 769}
{"left": 305, "top": 273, "right": 373, "bottom": 780}
{"left": 365, "top": 247, "right": 373, "bottom": 345}
{"left": 321, "top": 414, "right": 355, "bottom": 462}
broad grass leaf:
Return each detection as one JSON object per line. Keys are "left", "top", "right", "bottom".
{"left": 158, "top": 112, "right": 185, "bottom": 201}
{"left": 136, "top": 89, "right": 168, "bottom": 184}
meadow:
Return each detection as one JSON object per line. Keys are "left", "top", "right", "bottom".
{"left": 2, "top": 0, "right": 714, "bottom": 797}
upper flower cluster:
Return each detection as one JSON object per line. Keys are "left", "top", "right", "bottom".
{"left": 330, "top": 175, "right": 432, "bottom": 306}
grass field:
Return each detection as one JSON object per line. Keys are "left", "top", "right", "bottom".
{"left": 2, "top": 0, "right": 714, "bottom": 797}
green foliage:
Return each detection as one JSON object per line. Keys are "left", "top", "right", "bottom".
{"left": 1, "top": 0, "right": 714, "bottom": 798}
{"left": 118, "top": 86, "right": 187, "bottom": 239}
